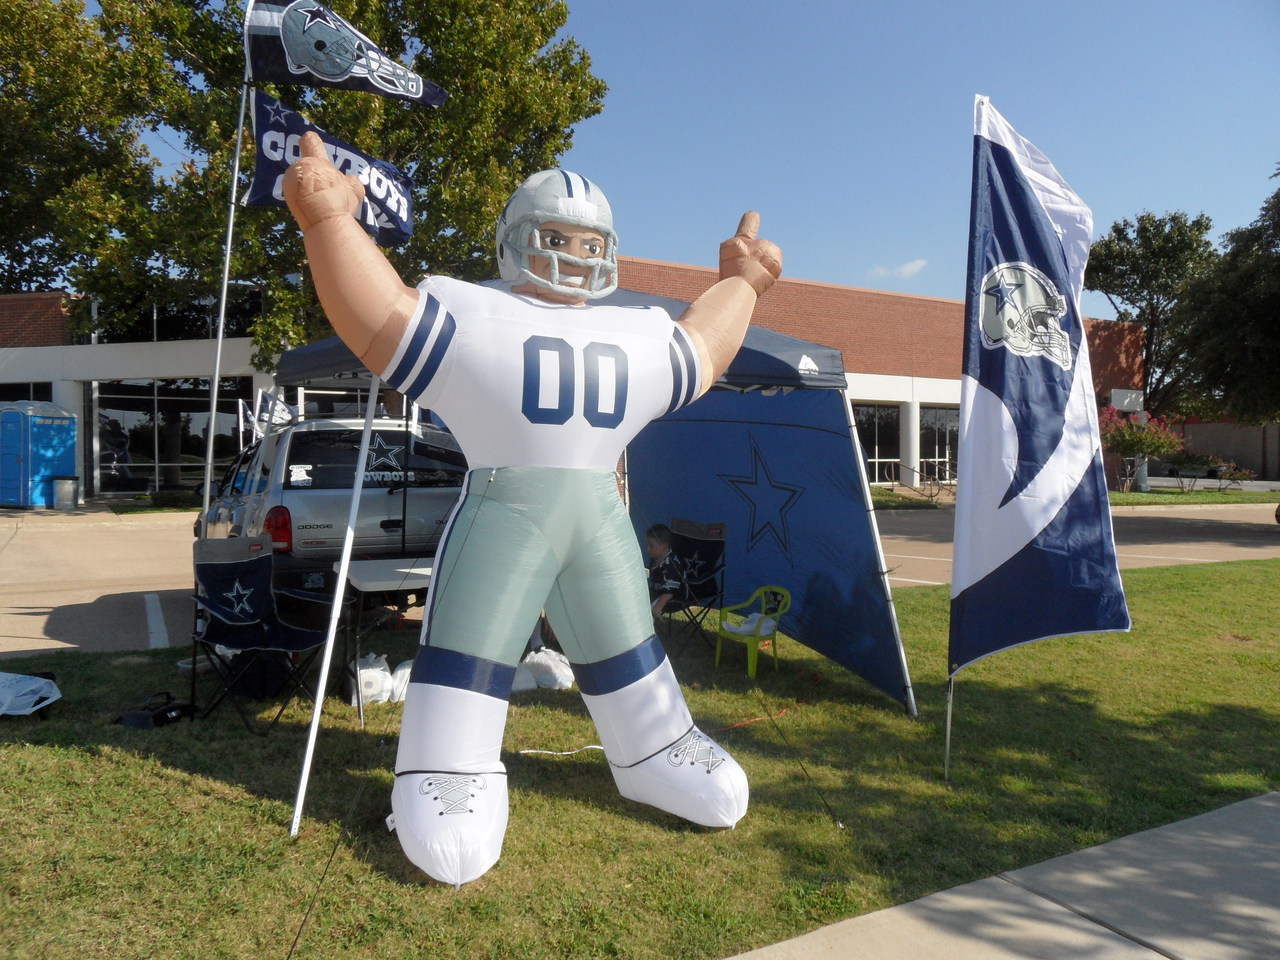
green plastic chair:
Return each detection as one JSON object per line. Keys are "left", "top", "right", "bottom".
{"left": 715, "top": 586, "right": 791, "bottom": 679}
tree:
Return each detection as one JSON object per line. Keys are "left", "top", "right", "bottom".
{"left": 1096, "top": 405, "right": 1184, "bottom": 492}
{"left": 1181, "top": 172, "right": 1280, "bottom": 423}
{"left": 0, "top": 0, "right": 164, "bottom": 290}
{"left": 1085, "top": 211, "right": 1219, "bottom": 418}
{"left": 1, "top": 0, "right": 606, "bottom": 367}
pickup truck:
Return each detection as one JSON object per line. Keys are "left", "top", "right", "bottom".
{"left": 197, "top": 418, "right": 467, "bottom": 601}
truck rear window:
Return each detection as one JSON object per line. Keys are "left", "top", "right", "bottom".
{"left": 285, "top": 429, "right": 466, "bottom": 490}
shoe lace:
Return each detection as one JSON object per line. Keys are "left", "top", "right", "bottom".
{"left": 418, "top": 773, "right": 486, "bottom": 814}
{"left": 667, "top": 729, "right": 724, "bottom": 772}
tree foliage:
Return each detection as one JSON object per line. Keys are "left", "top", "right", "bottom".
{"left": 0, "top": 0, "right": 606, "bottom": 367}
{"left": 1180, "top": 173, "right": 1280, "bottom": 423}
{"left": 1084, "top": 211, "right": 1219, "bottom": 418}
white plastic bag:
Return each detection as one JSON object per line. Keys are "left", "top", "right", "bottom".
{"left": 349, "top": 653, "right": 393, "bottom": 706}
{"left": 516, "top": 648, "right": 575, "bottom": 691}
{"left": 0, "top": 672, "right": 61, "bottom": 716}
{"left": 389, "top": 660, "right": 413, "bottom": 702}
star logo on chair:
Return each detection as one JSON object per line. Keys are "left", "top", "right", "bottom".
{"left": 718, "top": 435, "right": 804, "bottom": 558}
{"left": 223, "top": 580, "right": 256, "bottom": 617}
{"left": 366, "top": 434, "right": 403, "bottom": 471}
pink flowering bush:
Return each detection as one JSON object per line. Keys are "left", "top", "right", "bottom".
{"left": 1097, "top": 406, "right": 1185, "bottom": 492}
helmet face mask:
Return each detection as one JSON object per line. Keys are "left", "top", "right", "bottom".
{"left": 497, "top": 170, "right": 619, "bottom": 300}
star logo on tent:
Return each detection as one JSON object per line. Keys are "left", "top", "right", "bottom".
{"left": 366, "top": 434, "right": 403, "bottom": 470}
{"left": 718, "top": 435, "right": 804, "bottom": 558}
{"left": 223, "top": 580, "right": 255, "bottom": 617}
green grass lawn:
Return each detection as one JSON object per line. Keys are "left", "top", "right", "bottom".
{"left": 3, "top": 559, "right": 1279, "bottom": 959}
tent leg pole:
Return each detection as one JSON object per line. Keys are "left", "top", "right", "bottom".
{"left": 944, "top": 677, "right": 955, "bottom": 782}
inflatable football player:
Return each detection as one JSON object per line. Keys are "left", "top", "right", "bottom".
{"left": 283, "top": 132, "right": 781, "bottom": 886}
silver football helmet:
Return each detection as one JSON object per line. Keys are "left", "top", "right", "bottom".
{"left": 279, "top": 1, "right": 424, "bottom": 100}
{"left": 496, "top": 169, "right": 619, "bottom": 299}
{"left": 979, "top": 262, "right": 1073, "bottom": 371}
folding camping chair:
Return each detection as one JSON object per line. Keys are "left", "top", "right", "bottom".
{"left": 191, "top": 534, "right": 330, "bottom": 736}
{"left": 661, "top": 518, "right": 727, "bottom": 641}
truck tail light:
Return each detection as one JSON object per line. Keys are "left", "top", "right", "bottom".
{"left": 264, "top": 505, "right": 293, "bottom": 552}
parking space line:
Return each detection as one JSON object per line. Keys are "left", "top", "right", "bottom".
{"left": 145, "top": 593, "right": 168, "bottom": 649}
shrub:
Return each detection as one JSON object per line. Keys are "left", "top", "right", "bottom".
{"left": 151, "top": 488, "right": 201, "bottom": 509}
{"left": 1097, "top": 406, "right": 1184, "bottom": 491}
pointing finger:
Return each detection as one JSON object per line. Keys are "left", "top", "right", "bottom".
{"left": 298, "top": 131, "right": 330, "bottom": 162}
{"left": 736, "top": 211, "right": 760, "bottom": 240}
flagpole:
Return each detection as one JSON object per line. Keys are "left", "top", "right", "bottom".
{"left": 200, "top": 75, "right": 252, "bottom": 536}
{"left": 944, "top": 676, "right": 955, "bottom": 781}
{"left": 291, "top": 374, "right": 381, "bottom": 837}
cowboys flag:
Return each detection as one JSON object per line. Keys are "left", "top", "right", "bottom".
{"left": 948, "top": 96, "right": 1130, "bottom": 675}
{"left": 243, "top": 91, "right": 414, "bottom": 247}
{"left": 244, "top": 0, "right": 447, "bottom": 107}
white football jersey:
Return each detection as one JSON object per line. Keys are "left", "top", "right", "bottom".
{"left": 381, "top": 277, "right": 703, "bottom": 469}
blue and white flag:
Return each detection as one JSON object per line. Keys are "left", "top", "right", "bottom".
{"left": 948, "top": 96, "right": 1130, "bottom": 676}
{"left": 243, "top": 0, "right": 446, "bottom": 107}
{"left": 243, "top": 91, "right": 414, "bottom": 247}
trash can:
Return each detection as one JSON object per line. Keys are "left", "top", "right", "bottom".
{"left": 53, "top": 476, "right": 79, "bottom": 510}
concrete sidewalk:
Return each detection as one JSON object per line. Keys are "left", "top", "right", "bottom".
{"left": 729, "top": 791, "right": 1280, "bottom": 960}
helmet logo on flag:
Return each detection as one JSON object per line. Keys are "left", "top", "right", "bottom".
{"left": 279, "top": 1, "right": 424, "bottom": 100}
{"left": 979, "top": 262, "right": 1072, "bottom": 371}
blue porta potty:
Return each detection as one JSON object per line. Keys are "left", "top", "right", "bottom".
{"left": 0, "top": 402, "right": 78, "bottom": 509}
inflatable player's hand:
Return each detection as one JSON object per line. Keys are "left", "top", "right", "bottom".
{"left": 718, "top": 211, "right": 782, "bottom": 296}
{"left": 282, "top": 132, "right": 366, "bottom": 233}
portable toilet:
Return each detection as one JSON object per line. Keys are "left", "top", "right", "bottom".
{"left": 0, "top": 402, "right": 78, "bottom": 508}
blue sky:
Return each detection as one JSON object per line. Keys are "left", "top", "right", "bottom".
{"left": 552, "top": 0, "right": 1280, "bottom": 320}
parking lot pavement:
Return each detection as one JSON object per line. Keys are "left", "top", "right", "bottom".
{"left": 875, "top": 501, "right": 1280, "bottom": 588}
{"left": 2, "top": 500, "right": 1278, "bottom": 659}
{"left": 0, "top": 504, "right": 197, "bottom": 660}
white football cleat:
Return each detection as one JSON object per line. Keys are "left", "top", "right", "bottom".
{"left": 609, "top": 726, "right": 748, "bottom": 827}
{"left": 392, "top": 681, "right": 511, "bottom": 886}
{"left": 390, "top": 768, "right": 508, "bottom": 887}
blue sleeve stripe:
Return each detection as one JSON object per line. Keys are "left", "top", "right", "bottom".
{"left": 385, "top": 298, "right": 435, "bottom": 389}
{"left": 402, "top": 307, "right": 456, "bottom": 399}
{"left": 571, "top": 634, "right": 667, "bottom": 696}
{"left": 667, "top": 325, "right": 701, "bottom": 413}
{"left": 408, "top": 643, "right": 516, "bottom": 700}
{"left": 386, "top": 295, "right": 455, "bottom": 400}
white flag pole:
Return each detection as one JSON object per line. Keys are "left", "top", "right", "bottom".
{"left": 291, "top": 375, "right": 382, "bottom": 837}
{"left": 200, "top": 75, "right": 252, "bottom": 535}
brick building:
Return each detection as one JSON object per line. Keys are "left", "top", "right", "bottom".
{"left": 620, "top": 256, "right": 1145, "bottom": 485}
{"left": 0, "top": 263, "right": 1146, "bottom": 497}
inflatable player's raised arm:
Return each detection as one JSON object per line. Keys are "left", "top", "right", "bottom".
{"left": 282, "top": 132, "right": 781, "bottom": 387}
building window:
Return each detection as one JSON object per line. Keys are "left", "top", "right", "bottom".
{"left": 852, "top": 403, "right": 900, "bottom": 484}
{"left": 94, "top": 377, "right": 253, "bottom": 493}
{"left": 920, "top": 406, "right": 959, "bottom": 482}
{"left": 0, "top": 383, "right": 53, "bottom": 403}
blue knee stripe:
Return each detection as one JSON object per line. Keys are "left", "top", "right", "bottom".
{"left": 410, "top": 645, "right": 516, "bottom": 699}
{"left": 572, "top": 635, "right": 666, "bottom": 696}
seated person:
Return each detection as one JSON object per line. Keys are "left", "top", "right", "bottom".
{"left": 645, "top": 524, "right": 684, "bottom": 617}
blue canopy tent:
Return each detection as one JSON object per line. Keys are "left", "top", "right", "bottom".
{"left": 276, "top": 294, "right": 916, "bottom": 714}
{"left": 625, "top": 323, "right": 916, "bottom": 714}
